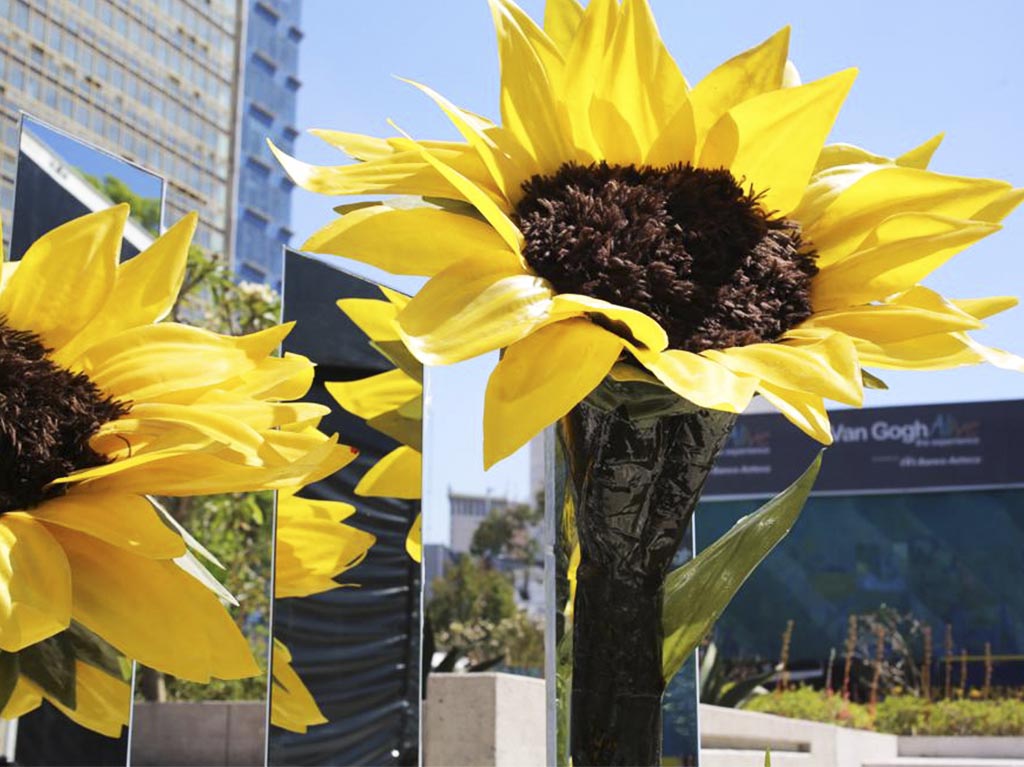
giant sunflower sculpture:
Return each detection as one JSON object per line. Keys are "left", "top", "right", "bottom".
{"left": 274, "top": 0, "right": 1023, "bottom": 469}
{"left": 0, "top": 205, "right": 355, "bottom": 717}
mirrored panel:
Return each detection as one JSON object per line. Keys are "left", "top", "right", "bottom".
{"left": 268, "top": 250, "right": 422, "bottom": 766}
{"left": 420, "top": 359, "right": 545, "bottom": 766}
{"left": 1, "top": 116, "right": 165, "bottom": 766}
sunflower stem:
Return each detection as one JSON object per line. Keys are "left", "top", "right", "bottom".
{"left": 563, "top": 379, "right": 735, "bottom": 766}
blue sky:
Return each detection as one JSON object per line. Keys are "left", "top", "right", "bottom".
{"left": 292, "top": 1, "right": 1024, "bottom": 544}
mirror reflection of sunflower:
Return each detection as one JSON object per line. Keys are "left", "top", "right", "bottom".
{"left": 0, "top": 206, "right": 356, "bottom": 733}
{"left": 328, "top": 289, "right": 423, "bottom": 561}
{"left": 275, "top": 0, "right": 1022, "bottom": 468}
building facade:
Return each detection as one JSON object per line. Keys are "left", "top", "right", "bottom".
{"left": 234, "top": 0, "right": 300, "bottom": 289}
{"left": 0, "top": 0, "right": 301, "bottom": 286}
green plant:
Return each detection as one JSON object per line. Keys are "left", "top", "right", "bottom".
{"left": 745, "top": 687, "right": 872, "bottom": 730}
{"left": 699, "top": 642, "right": 776, "bottom": 708}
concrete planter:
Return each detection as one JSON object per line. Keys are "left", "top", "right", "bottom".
{"left": 423, "top": 672, "right": 545, "bottom": 767}
{"left": 899, "top": 736, "right": 1024, "bottom": 758}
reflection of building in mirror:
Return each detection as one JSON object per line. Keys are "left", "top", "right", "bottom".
{"left": 13, "top": 120, "right": 162, "bottom": 261}
{"left": 424, "top": 486, "right": 545, "bottom": 676}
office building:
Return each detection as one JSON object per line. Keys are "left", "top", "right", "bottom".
{"left": 234, "top": 0, "right": 301, "bottom": 288}
{"left": 0, "top": 0, "right": 301, "bottom": 286}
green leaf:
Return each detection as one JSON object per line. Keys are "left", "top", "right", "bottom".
{"left": 863, "top": 370, "right": 889, "bottom": 390}
{"left": 20, "top": 631, "right": 77, "bottom": 709}
{"left": 765, "top": 748, "right": 772, "bottom": 767}
{"left": 66, "top": 621, "right": 124, "bottom": 678}
{"left": 662, "top": 452, "right": 823, "bottom": 681}
{"left": 0, "top": 652, "right": 20, "bottom": 712}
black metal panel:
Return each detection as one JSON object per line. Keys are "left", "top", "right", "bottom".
{"left": 270, "top": 251, "right": 420, "bottom": 766}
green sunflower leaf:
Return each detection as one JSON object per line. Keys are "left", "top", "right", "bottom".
{"left": 20, "top": 631, "right": 77, "bottom": 709}
{"left": 0, "top": 652, "right": 20, "bottom": 713}
{"left": 661, "top": 452, "right": 823, "bottom": 681}
{"left": 67, "top": 621, "right": 125, "bottom": 679}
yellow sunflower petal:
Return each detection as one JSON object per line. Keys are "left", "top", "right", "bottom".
{"left": 75, "top": 432, "right": 354, "bottom": 496}
{"left": 49, "top": 526, "right": 258, "bottom": 682}
{"left": 544, "top": 0, "right": 584, "bottom": 53}
{"left": 269, "top": 140, "right": 468, "bottom": 200}
{"left": 591, "top": 0, "right": 689, "bottom": 162}
{"left": 484, "top": 319, "right": 623, "bottom": 468}
{"left": 83, "top": 323, "right": 289, "bottom": 402}
{"left": 406, "top": 513, "right": 423, "bottom": 564}
{"left": 631, "top": 348, "right": 758, "bottom": 413}
{"left": 326, "top": 368, "right": 422, "bottom": 422}
{"left": 896, "top": 133, "right": 944, "bottom": 170}
{"left": 45, "top": 662, "right": 130, "bottom": 738}
{"left": 757, "top": 383, "right": 833, "bottom": 445}
{"left": 0, "top": 205, "right": 127, "bottom": 352}
{"left": 953, "top": 296, "right": 1019, "bottom": 320}
{"left": 304, "top": 203, "right": 519, "bottom": 278}
{"left": 803, "top": 292, "right": 983, "bottom": 344}
{"left": 355, "top": 446, "right": 422, "bottom": 500}
{"left": 1, "top": 676, "right": 42, "bottom": 719}
{"left": 275, "top": 494, "right": 374, "bottom": 599}
{"left": 489, "top": 0, "right": 571, "bottom": 171}
{"left": 974, "top": 188, "right": 1024, "bottom": 225}
{"left": 402, "top": 78, "right": 537, "bottom": 203}
{"left": 690, "top": 27, "right": 790, "bottom": 153}
{"left": 550, "top": 293, "right": 668, "bottom": 351}
{"left": 398, "top": 257, "right": 554, "bottom": 366}
{"left": 700, "top": 68, "right": 857, "bottom": 216}
{"left": 561, "top": 0, "right": 618, "bottom": 160}
{"left": 271, "top": 639, "right": 327, "bottom": 734}
{"left": 853, "top": 332, "right": 984, "bottom": 371}
{"left": 0, "top": 515, "right": 72, "bottom": 652}
{"left": 30, "top": 490, "right": 185, "bottom": 560}
{"left": 52, "top": 213, "right": 197, "bottom": 368}
{"left": 705, "top": 332, "right": 863, "bottom": 406}
{"left": 805, "top": 166, "right": 1012, "bottom": 266}
{"left": 337, "top": 298, "right": 401, "bottom": 342}
{"left": 812, "top": 214, "right": 1000, "bottom": 310}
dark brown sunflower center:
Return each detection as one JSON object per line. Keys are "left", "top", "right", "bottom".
{"left": 0, "top": 316, "right": 129, "bottom": 514}
{"left": 513, "top": 162, "right": 818, "bottom": 353}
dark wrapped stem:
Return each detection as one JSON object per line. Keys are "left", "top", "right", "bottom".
{"left": 565, "top": 379, "right": 736, "bottom": 766}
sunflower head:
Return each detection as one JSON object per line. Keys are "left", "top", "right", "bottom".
{"left": 277, "top": 0, "right": 1023, "bottom": 467}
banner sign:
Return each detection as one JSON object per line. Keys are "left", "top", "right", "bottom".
{"left": 704, "top": 399, "right": 1024, "bottom": 499}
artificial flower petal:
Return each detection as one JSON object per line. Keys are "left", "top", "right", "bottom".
{"left": 484, "top": 319, "right": 623, "bottom": 468}
{"left": 706, "top": 332, "right": 863, "bottom": 406}
{"left": 30, "top": 490, "right": 185, "bottom": 560}
{"left": 326, "top": 368, "right": 422, "bottom": 422}
{"left": 632, "top": 349, "right": 758, "bottom": 413}
{"left": 406, "top": 513, "right": 423, "bottom": 564}
{"left": 398, "top": 257, "right": 555, "bottom": 366}
{"left": 355, "top": 446, "right": 422, "bottom": 500}
{"left": 0, "top": 515, "right": 72, "bottom": 652}
{"left": 701, "top": 68, "right": 857, "bottom": 216}
{"left": 53, "top": 214, "right": 198, "bottom": 367}
{"left": 304, "top": 203, "right": 519, "bottom": 277}
{"left": 0, "top": 205, "right": 127, "bottom": 352}
{"left": 50, "top": 526, "right": 259, "bottom": 682}
{"left": 757, "top": 382, "right": 833, "bottom": 445}
{"left": 689, "top": 27, "right": 790, "bottom": 153}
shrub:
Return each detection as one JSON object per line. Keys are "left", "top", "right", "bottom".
{"left": 744, "top": 687, "right": 871, "bottom": 729}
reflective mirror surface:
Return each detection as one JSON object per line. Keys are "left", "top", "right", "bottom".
{"left": 268, "top": 251, "right": 422, "bottom": 766}
{"left": 3, "top": 116, "right": 165, "bottom": 767}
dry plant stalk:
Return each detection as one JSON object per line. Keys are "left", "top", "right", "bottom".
{"left": 922, "top": 626, "right": 933, "bottom": 701}
{"left": 825, "top": 647, "right": 837, "bottom": 697}
{"left": 959, "top": 647, "right": 968, "bottom": 699}
{"left": 776, "top": 619, "right": 795, "bottom": 695}
{"left": 869, "top": 625, "right": 885, "bottom": 715}
{"left": 842, "top": 614, "right": 857, "bottom": 701}
{"left": 984, "top": 642, "right": 993, "bottom": 699}
{"left": 944, "top": 623, "right": 953, "bottom": 700}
